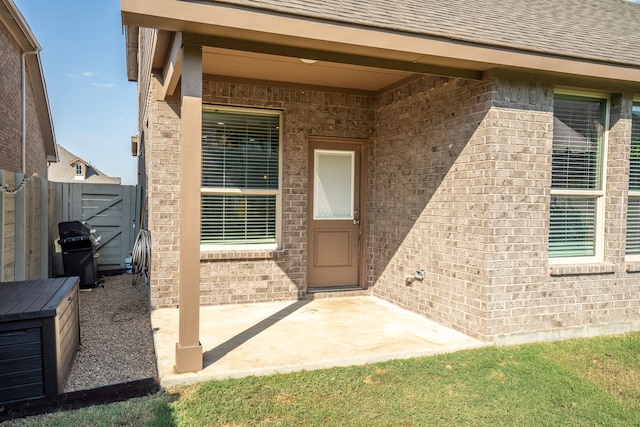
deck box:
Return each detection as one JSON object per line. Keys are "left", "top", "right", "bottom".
{"left": 0, "top": 277, "right": 80, "bottom": 404}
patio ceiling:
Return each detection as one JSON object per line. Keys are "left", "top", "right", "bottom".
{"left": 200, "top": 46, "right": 413, "bottom": 92}
{"left": 148, "top": 29, "right": 485, "bottom": 94}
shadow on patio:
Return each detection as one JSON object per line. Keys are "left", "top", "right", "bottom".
{"left": 151, "top": 296, "right": 486, "bottom": 388}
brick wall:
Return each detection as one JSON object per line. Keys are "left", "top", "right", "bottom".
{"left": 371, "top": 75, "right": 640, "bottom": 343}
{"left": 487, "top": 89, "right": 640, "bottom": 344}
{"left": 0, "top": 20, "right": 48, "bottom": 179}
{"left": 143, "top": 81, "right": 182, "bottom": 308}
{"left": 0, "top": 21, "right": 22, "bottom": 172}
{"left": 144, "top": 77, "right": 375, "bottom": 308}
{"left": 481, "top": 79, "right": 554, "bottom": 341}
{"left": 370, "top": 76, "right": 497, "bottom": 339}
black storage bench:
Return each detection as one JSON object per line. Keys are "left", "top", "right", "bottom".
{"left": 0, "top": 277, "right": 80, "bottom": 404}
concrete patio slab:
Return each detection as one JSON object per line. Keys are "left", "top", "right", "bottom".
{"left": 151, "top": 296, "right": 486, "bottom": 388}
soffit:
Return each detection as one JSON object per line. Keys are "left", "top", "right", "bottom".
{"left": 202, "top": 47, "right": 412, "bottom": 92}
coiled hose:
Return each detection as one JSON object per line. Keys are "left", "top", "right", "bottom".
{"left": 132, "top": 229, "right": 151, "bottom": 277}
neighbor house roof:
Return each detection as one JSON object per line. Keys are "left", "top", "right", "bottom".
{"left": 0, "top": 0, "right": 57, "bottom": 163}
{"left": 48, "top": 145, "right": 121, "bottom": 184}
{"left": 210, "top": 0, "right": 640, "bottom": 68}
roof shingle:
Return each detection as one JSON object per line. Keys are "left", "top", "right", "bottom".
{"left": 48, "top": 145, "right": 121, "bottom": 184}
{"left": 209, "top": 0, "right": 640, "bottom": 67}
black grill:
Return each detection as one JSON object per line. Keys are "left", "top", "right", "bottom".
{"left": 58, "top": 221, "right": 102, "bottom": 288}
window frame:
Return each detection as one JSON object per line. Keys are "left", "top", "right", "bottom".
{"left": 549, "top": 90, "right": 610, "bottom": 265}
{"left": 626, "top": 99, "right": 640, "bottom": 260}
{"left": 312, "top": 149, "right": 355, "bottom": 220}
{"left": 199, "top": 105, "right": 283, "bottom": 252}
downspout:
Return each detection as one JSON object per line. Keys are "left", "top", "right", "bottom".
{"left": 22, "top": 50, "right": 40, "bottom": 174}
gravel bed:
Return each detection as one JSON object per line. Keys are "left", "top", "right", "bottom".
{"left": 64, "top": 274, "right": 158, "bottom": 392}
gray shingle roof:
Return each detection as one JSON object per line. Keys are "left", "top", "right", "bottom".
{"left": 48, "top": 145, "right": 121, "bottom": 184}
{"left": 210, "top": 0, "right": 640, "bottom": 67}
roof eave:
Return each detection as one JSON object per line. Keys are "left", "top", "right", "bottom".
{"left": 125, "top": 24, "right": 139, "bottom": 82}
{"left": 28, "top": 54, "right": 58, "bottom": 163}
{"left": 121, "top": 0, "right": 640, "bottom": 87}
{"left": 0, "top": 0, "right": 40, "bottom": 51}
{"left": 68, "top": 157, "right": 90, "bottom": 167}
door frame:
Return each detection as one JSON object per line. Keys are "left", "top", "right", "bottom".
{"left": 307, "top": 136, "right": 368, "bottom": 291}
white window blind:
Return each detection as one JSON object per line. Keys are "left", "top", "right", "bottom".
{"left": 627, "top": 199, "right": 640, "bottom": 255}
{"left": 550, "top": 196, "right": 596, "bottom": 257}
{"left": 549, "top": 95, "right": 606, "bottom": 259}
{"left": 201, "top": 108, "right": 281, "bottom": 245}
{"left": 551, "top": 97, "right": 603, "bottom": 190}
{"left": 201, "top": 194, "right": 276, "bottom": 244}
{"left": 626, "top": 104, "right": 640, "bottom": 255}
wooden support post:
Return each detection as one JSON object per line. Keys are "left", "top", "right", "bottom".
{"left": 175, "top": 40, "right": 203, "bottom": 373}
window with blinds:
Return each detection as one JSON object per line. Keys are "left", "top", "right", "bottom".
{"left": 549, "top": 95, "right": 606, "bottom": 259}
{"left": 550, "top": 196, "right": 596, "bottom": 257}
{"left": 201, "top": 108, "right": 281, "bottom": 246}
{"left": 626, "top": 103, "right": 640, "bottom": 256}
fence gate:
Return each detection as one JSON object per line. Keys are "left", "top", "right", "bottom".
{"left": 56, "top": 183, "right": 141, "bottom": 272}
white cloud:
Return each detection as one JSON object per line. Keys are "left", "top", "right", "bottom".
{"left": 91, "top": 82, "right": 116, "bottom": 88}
{"left": 66, "top": 72, "right": 114, "bottom": 88}
{"left": 67, "top": 71, "right": 97, "bottom": 79}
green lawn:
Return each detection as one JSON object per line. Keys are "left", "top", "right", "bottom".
{"left": 4, "top": 331, "right": 640, "bottom": 427}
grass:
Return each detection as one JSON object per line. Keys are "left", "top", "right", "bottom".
{"left": 3, "top": 331, "right": 640, "bottom": 426}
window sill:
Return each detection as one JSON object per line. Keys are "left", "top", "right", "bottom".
{"left": 200, "top": 249, "right": 285, "bottom": 261}
{"left": 549, "top": 263, "right": 616, "bottom": 277}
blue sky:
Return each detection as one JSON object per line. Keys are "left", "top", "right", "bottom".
{"left": 14, "top": 0, "right": 138, "bottom": 185}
